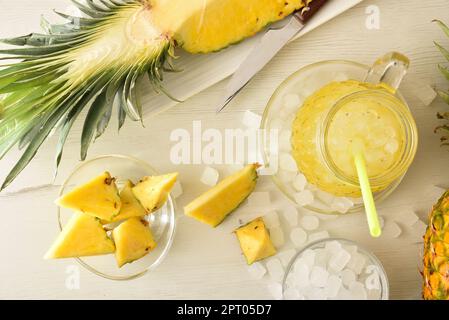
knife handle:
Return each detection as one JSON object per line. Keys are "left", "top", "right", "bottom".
{"left": 295, "top": 0, "right": 329, "bottom": 24}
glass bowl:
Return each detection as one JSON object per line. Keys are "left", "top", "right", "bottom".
{"left": 282, "top": 238, "right": 389, "bottom": 300}
{"left": 261, "top": 60, "right": 410, "bottom": 215}
{"left": 57, "top": 154, "right": 176, "bottom": 280}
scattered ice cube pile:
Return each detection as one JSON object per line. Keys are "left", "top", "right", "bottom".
{"left": 284, "top": 240, "right": 384, "bottom": 300}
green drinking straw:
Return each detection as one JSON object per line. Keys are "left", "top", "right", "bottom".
{"left": 353, "top": 151, "right": 382, "bottom": 238}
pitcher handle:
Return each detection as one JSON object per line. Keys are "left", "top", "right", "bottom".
{"left": 364, "top": 52, "right": 410, "bottom": 93}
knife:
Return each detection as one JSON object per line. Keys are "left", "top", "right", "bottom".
{"left": 216, "top": 0, "right": 329, "bottom": 113}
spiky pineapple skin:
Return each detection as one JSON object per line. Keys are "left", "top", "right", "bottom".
{"left": 423, "top": 190, "right": 449, "bottom": 300}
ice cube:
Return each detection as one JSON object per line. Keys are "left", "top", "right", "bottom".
{"left": 384, "top": 139, "right": 399, "bottom": 154}
{"left": 263, "top": 211, "right": 280, "bottom": 229}
{"left": 329, "top": 249, "right": 351, "bottom": 272}
{"left": 242, "top": 110, "right": 262, "bottom": 129}
{"left": 349, "top": 281, "right": 368, "bottom": 300}
{"left": 293, "top": 259, "right": 310, "bottom": 287}
{"left": 301, "top": 249, "right": 316, "bottom": 269}
{"left": 326, "top": 275, "right": 342, "bottom": 298}
{"left": 282, "top": 206, "right": 298, "bottom": 227}
{"left": 292, "top": 173, "right": 308, "bottom": 191}
{"left": 308, "top": 231, "right": 330, "bottom": 243}
{"left": 247, "top": 262, "right": 267, "bottom": 280}
{"left": 365, "top": 272, "right": 381, "bottom": 290}
{"left": 310, "top": 266, "right": 329, "bottom": 288}
{"left": 279, "top": 153, "right": 298, "bottom": 172}
{"left": 200, "top": 166, "right": 219, "bottom": 186}
{"left": 325, "top": 240, "right": 342, "bottom": 255}
{"left": 277, "top": 170, "right": 295, "bottom": 183}
{"left": 331, "top": 197, "right": 354, "bottom": 214}
{"left": 290, "top": 227, "right": 308, "bottom": 247}
{"left": 314, "top": 189, "right": 335, "bottom": 205}
{"left": 367, "top": 289, "right": 382, "bottom": 300}
{"left": 300, "top": 215, "right": 320, "bottom": 231}
{"left": 171, "top": 181, "right": 183, "bottom": 199}
{"left": 335, "top": 286, "right": 353, "bottom": 300}
{"left": 341, "top": 269, "right": 356, "bottom": 287}
{"left": 417, "top": 84, "right": 437, "bottom": 106}
{"left": 247, "top": 191, "right": 271, "bottom": 208}
{"left": 283, "top": 93, "right": 301, "bottom": 110}
{"left": 267, "top": 282, "right": 283, "bottom": 300}
{"left": 294, "top": 190, "right": 314, "bottom": 206}
{"left": 279, "top": 130, "right": 292, "bottom": 151}
{"left": 270, "top": 227, "right": 285, "bottom": 247}
{"left": 278, "top": 249, "right": 297, "bottom": 268}
{"left": 398, "top": 211, "right": 419, "bottom": 226}
{"left": 314, "top": 249, "right": 329, "bottom": 269}
{"left": 347, "top": 253, "right": 367, "bottom": 275}
{"left": 306, "top": 287, "right": 328, "bottom": 300}
{"left": 386, "top": 221, "right": 402, "bottom": 238}
{"left": 270, "top": 117, "right": 283, "bottom": 130}
{"left": 266, "top": 258, "right": 284, "bottom": 282}
{"left": 283, "top": 288, "right": 301, "bottom": 300}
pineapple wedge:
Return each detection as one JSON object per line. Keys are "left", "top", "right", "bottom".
{"left": 184, "top": 164, "right": 259, "bottom": 227}
{"left": 235, "top": 218, "right": 276, "bottom": 264}
{"left": 113, "top": 217, "right": 157, "bottom": 268}
{"left": 132, "top": 173, "right": 178, "bottom": 213}
{"left": 56, "top": 172, "right": 121, "bottom": 221}
{"left": 110, "top": 180, "right": 147, "bottom": 222}
{"left": 45, "top": 212, "right": 115, "bottom": 259}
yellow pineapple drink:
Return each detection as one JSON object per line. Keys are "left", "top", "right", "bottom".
{"left": 291, "top": 80, "right": 418, "bottom": 198}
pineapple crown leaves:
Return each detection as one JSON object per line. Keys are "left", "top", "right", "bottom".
{"left": 434, "top": 20, "right": 449, "bottom": 145}
{"left": 0, "top": 0, "right": 179, "bottom": 191}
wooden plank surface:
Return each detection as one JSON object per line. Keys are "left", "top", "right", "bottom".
{"left": 1, "top": 0, "right": 449, "bottom": 299}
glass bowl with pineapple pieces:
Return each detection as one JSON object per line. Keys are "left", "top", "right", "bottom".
{"left": 56, "top": 154, "right": 177, "bottom": 280}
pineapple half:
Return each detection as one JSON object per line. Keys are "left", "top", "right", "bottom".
{"left": 185, "top": 164, "right": 259, "bottom": 227}
{"left": 423, "top": 190, "right": 449, "bottom": 300}
{"left": 45, "top": 212, "right": 115, "bottom": 259}
{"left": 0, "top": 0, "right": 310, "bottom": 190}
{"left": 113, "top": 217, "right": 157, "bottom": 267}
{"left": 235, "top": 217, "right": 276, "bottom": 264}
{"left": 56, "top": 171, "right": 121, "bottom": 221}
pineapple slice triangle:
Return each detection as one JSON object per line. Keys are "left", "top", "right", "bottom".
{"left": 110, "top": 180, "right": 147, "bottom": 222}
{"left": 184, "top": 164, "right": 259, "bottom": 227}
{"left": 132, "top": 173, "right": 178, "bottom": 213}
{"left": 235, "top": 217, "right": 276, "bottom": 265}
{"left": 113, "top": 217, "right": 157, "bottom": 268}
{"left": 56, "top": 172, "right": 121, "bottom": 221}
{"left": 45, "top": 212, "right": 115, "bottom": 259}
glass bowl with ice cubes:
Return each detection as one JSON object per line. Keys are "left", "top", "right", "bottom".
{"left": 282, "top": 238, "right": 389, "bottom": 300}
{"left": 261, "top": 60, "right": 411, "bottom": 215}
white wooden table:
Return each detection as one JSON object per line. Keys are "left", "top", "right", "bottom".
{"left": 1, "top": 0, "right": 449, "bottom": 300}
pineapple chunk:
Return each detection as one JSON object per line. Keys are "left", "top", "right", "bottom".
{"left": 235, "top": 218, "right": 276, "bottom": 264}
{"left": 111, "top": 180, "right": 146, "bottom": 222}
{"left": 184, "top": 164, "right": 259, "bottom": 227}
{"left": 56, "top": 172, "right": 121, "bottom": 221}
{"left": 45, "top": 212, "right": 115, "bottom": 259}
{"left": 132, "top": 173, "right": 178, "bottom": 213}
{"left": 113, "top": 217, "right": 157, "bottom": 268}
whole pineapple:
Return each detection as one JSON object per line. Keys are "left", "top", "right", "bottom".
{"left": 423, "top": 190, "right": 449, "bottom": 300}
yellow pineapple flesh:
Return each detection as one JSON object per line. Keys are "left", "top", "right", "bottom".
{"left": 45, "top": 212, "right": 115, "bottom": 259}
{"left": 56, "top": 172, "right": 121, "bottom": 221}
{"left": 113, "top": 217, "right": 157, "bottom": 268}
{"left": 132, "top": 172, "right": 178, "bottom": 213}
{"left": 235, "top": 217, "right": 276, "bottom": 264}
{"left": 110, "top": 180, "right": 147, "bottom": 222}
{"left": 184, "top": 164, "right": 259, "bottom": 227}
{"left": 423, "top": 190, "right": 449, "bottom": 300}
{"left": 151, "top": 0, "right": 311, "bottom": 53}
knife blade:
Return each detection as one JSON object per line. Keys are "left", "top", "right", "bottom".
{"left": 216, "top": 0, "right": 329, "bottom": 113}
